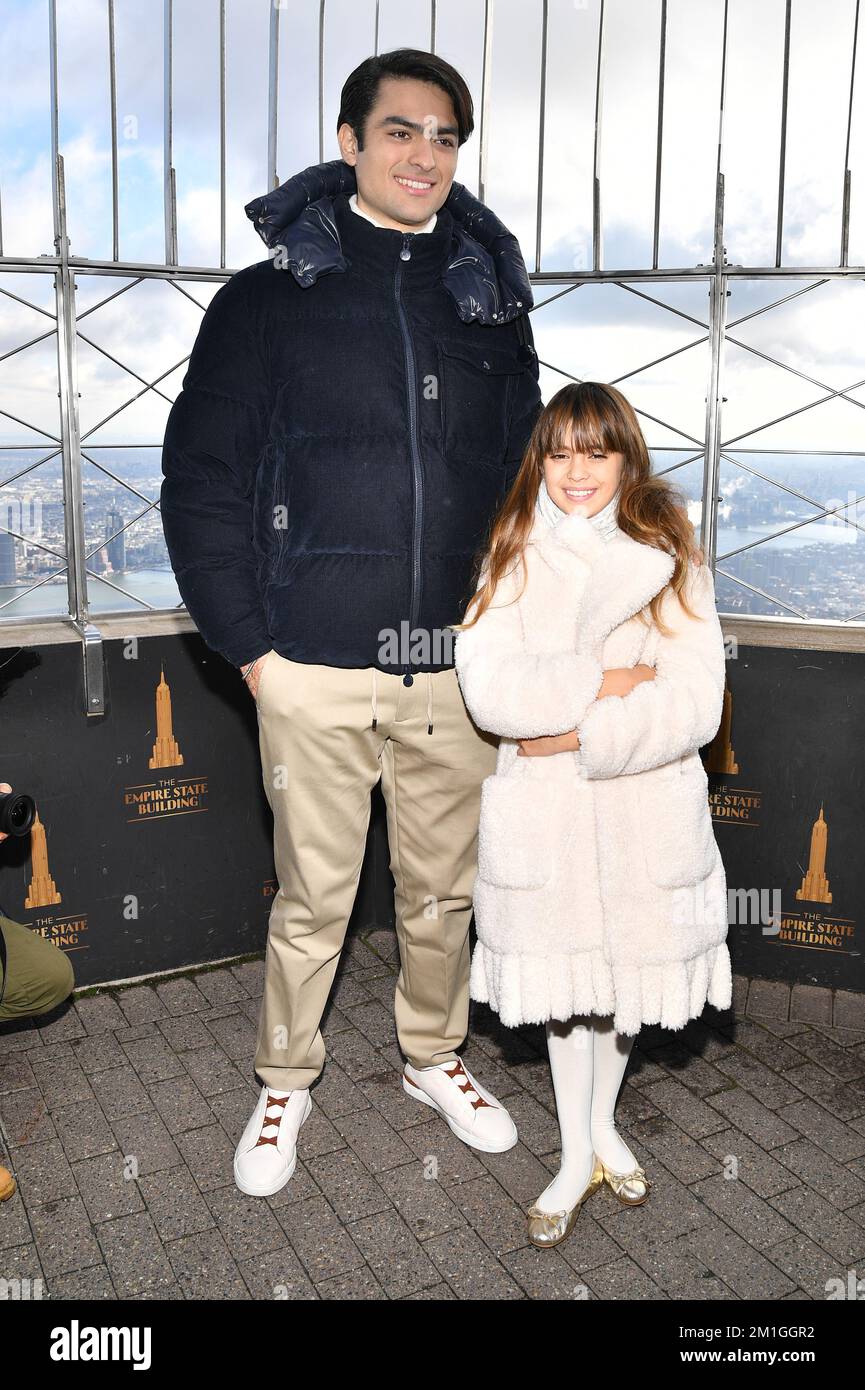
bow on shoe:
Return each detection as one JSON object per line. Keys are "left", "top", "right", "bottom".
{"left": 603, "top": 1163, "right": 650, "bottom": 1202}
{"left": 526, "top": 1203, "right": 569, "bottom": 1230}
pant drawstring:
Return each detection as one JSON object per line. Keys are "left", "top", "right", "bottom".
{"left": 371, "top": 667, "right": 377, "bottom": 732}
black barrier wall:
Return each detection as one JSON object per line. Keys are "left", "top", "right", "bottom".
{"left": 0, "top": 633, "right": 392, "bottom": 987}
{"left": 706, "top": 641, "right": 863, "bottom": 994}
{"left": 0, "top": 632, "right": 862, "bottom": 995}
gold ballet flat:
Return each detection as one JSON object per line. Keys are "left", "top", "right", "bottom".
{"left": 526, "top": 1154, "right": 605, "bottom": 1249}
{"left": 600, "top": 1159, "right": 650, "bottom": 1205}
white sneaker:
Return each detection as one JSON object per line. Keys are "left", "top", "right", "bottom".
{"left": 233, "top": 1085, "right": 312, "bottom": 1197}
{"left": 403, "top": 1057, "right": 518, "bottom": 1153}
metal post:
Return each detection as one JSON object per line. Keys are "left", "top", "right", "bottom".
{"left": 535, "top": 0, "right": 549, "bottom": 274}
{"left": 775, "top": 0, "right": 791, "bottom": 268}
{"left": 108, "top": 0, "right": 119, "bottom": 263}
{"left": 700, "top": 0, "right": 731, "bottom": 573}
{"left": 219, "top": 0, "right": 226, "bottom": 269}
{"left": 54, "top": 155, "right": 105, "bottom": 715}
{"left": 268, "top": 0, "right": 280, "bottom": 190}
{"left": 318, "top": 1, "right": 325, "bottom": 164}
{"left": 652, "top": 0, "right": 667, "bottom": 271}
{"left": 163, "top": 0, "right": 177, "bottom": 266}
{"left": 478, "top": 0, "right": 493, "bottom": 203}
{"left": 701, "top": 195, "right": 727, "bottom": 574}
{"left": 592, "top": 0, "right": 606, "bottom": 272}
{"left": 841, "top": 0, "right": 859, "bottom": 266}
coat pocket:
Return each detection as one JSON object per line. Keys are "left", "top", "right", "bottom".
{"left": 438, "top": 341, "right": 527, "bottom": 470}
{"left": 636, "top": 755, "right": 718, "bottom": 889}
{"left": 477, "top": 772, "right": 574, "bottom": 890}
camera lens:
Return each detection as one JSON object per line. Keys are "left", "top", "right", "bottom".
{"left": 0, "top": 792, "right": 36, "bottom": 837}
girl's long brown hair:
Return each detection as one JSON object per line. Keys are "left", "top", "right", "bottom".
{"left": 453, "top": 381, "right": 704, "bottom": 637}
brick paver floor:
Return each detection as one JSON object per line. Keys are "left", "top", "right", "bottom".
{"left": 2, "top": 928, "right": 864, "bottom": 1300}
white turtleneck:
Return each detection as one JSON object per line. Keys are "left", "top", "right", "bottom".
{"left": 536, "top": 474, "right": 622, "bottom": 542}
{"left": 349, "top": 192, "right": 437, "bottom": 234}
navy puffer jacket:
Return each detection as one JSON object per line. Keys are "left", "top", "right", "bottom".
{"left": 160, "top": 160, "right": 543, "bottom": 675}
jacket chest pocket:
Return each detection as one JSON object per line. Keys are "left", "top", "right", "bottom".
{"left": 437, "top": 341, "right": 526, "bottom": 470}
{"left": 636, "top": 756, "right": 718, "bottom": 889}
{"left": 477, "top": 772, "right": 577, "bottom": 890}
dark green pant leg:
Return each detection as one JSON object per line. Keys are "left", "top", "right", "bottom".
{"left": 0, "top": 915, "right": 75, "bottom": 1022}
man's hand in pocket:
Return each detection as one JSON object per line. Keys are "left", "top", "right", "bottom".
{"left": 240, "top": 653, "right": 271, "bottom": 700}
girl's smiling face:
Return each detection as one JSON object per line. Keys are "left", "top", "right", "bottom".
{"left": 543, "top": 431, "right": 624, "bottom": 518}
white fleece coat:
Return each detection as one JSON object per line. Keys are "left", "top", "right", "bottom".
{"left": 453, "top": 507, "right": 732, "bottom": 1035}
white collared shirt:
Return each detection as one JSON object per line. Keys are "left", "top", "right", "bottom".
{"left": 349, "top": 191, "right": 437, "bottom": 234}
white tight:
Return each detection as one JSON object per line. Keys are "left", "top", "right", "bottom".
{"left": 536, "top": 1014, "right": 639, "bottom": 1213}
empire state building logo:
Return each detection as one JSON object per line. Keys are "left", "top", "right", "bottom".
{"left": 795, "top": 804, "right": 832, "bottom": 904}
{"left": 24, "top": 809, "right": 62, "bottom": 909}
{"left": 704, "top": 681, "right": 738, "bottom": 775}
{"left": 149, "top": 665, "right": 184, "bottom": 769}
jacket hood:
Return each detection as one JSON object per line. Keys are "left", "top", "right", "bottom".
{"left": 244, "top": 159, "right": 534, "bottom": 327}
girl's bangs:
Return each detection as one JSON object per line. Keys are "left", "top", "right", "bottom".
{"left": 538, "top": 392, "right": 627, "bottom": 458}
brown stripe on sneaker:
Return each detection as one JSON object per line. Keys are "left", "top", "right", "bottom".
{"left": 254, "top": 1091, "right": 290, "bottom": 1148}
{"left": 444, "top": 1060, "right": 495, "bottom": 1110}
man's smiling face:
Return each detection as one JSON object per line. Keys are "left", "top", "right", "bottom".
{"left": 337, "top": 75, "right": 460, "bottom": 231}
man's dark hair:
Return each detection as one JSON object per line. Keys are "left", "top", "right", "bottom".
{"left": 337, "top": 48, "right": 475, "bottom": 149}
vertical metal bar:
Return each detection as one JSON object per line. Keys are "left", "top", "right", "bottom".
{"left": 163, "top": 0, "right": 177, "bottom": 265}
{"left": 534, "top": 0, "right": 549, "bottom": 273}
{"left": 701, "top": 215, "right": 728, "bottom": 573}
{"left": 775, "top": 0, "right": 791, "bottom": 269}
{"left": 48, "top": 0, "right": 61, "bottom": 250}
{"left": 592, "top": 0, "right": 606, "bottom": 272}
{"left": 47, "top": 15, "right": 107, "bottom": 716}
{"left": 108, "top": 0, "right": 119, "bottom": 263}
{"left": 374, "top": 0, "right": 380, "bottom": 56}
{"left": 430, "top": 0, "right": 436, "bottom": 53}
{"left": 714, "top": 0, "right": 728, "bottom": 195}
{"left": 842, "top": 168, "right": 853, "bottom": 267}
{"left": 318, "top": 0, "right": 325, "bottom": 163}
{"left": 219, "top": 0, "right": 226, "bottom": 270}
{"left": 168, "top": 165, "right": 177, "bottom": 264}
{"left": 841, "top": 0, "right": 859, "bottom": 266}
{"left": 268, "top": 0, "right": 279, "bottom": 189}
{"left": 53, "top": 157, "right": 88, "bottom": 629}
{"left": 478, "top": 0, "right": 493, "bottom": 203}
{"left": 47, "top": 0, "right": 101, "bottom": 700}
{"left": 163, "top": 0, "right": 171, "bottom": 262}
{"left": 701, "top": 0, "right": 730, "bottom": 575}
{"left": 652, "top": 0, "right": 667, "bottom": 271}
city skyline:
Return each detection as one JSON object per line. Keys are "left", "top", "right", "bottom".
{"left": 1, "top": 445, "right": 861, "bottom": 623}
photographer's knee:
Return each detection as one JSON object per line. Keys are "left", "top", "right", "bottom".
{"left": 40, "top": 946, "right": 75, "bottom": 1012}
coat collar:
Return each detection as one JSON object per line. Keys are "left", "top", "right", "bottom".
{"left": 244, "top": 159, "right": 533, "bottom": 325}
{"left": 527, "top": 509, "right": 676, "bottom": 651}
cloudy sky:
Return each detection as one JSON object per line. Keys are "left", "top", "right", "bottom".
{"left": 0, "top": 0, "right": 863, "bottom": 490}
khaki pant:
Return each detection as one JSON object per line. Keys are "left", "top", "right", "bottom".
{"left": 253, "top": 653, "right": 499, "bottom": 1090}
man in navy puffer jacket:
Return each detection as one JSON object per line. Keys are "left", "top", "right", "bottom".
{"left": 160, "top": 48, "right": 543, "bottom": 1197}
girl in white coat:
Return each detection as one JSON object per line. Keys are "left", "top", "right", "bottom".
{"left": 452, "top": 382, "right": 731, "bottom": 1248}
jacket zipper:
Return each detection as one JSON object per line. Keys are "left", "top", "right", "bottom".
{"left": 394, "top": 233, "right": 423, "bottom": 686}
